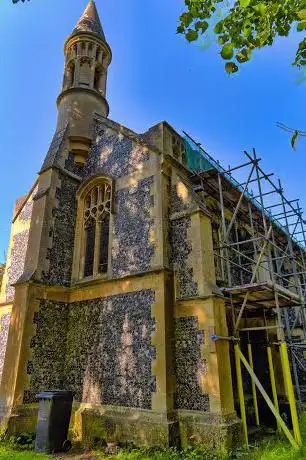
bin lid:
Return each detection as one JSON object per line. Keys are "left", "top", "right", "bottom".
{"left": 36, "top": 390, "right": 74, "bottom": 401}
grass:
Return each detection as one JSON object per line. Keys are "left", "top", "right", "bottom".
{"left": 3, "top": 415, "right": 306, "bottom": 460}
{"left": 0, "top": 442, "right": 304, "bottom": 460}
{"left": 0, "top": 445, "right": 51, "bottom": 460}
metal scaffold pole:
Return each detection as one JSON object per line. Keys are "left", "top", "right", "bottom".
{"left": 184, "top": 132, "right": 306, "bottom": 445}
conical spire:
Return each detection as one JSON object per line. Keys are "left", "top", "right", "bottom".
{"left": 72, "top": 0, "right": 105, "bottom": 40}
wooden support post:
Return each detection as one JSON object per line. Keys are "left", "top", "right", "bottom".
{"left": 279, "top": 342, "right": 302, "bottom": 446}
{"left": 267, "top": 346, "right": 280, "bottom": 433}
{"left": 238, "top": 346, "right": 299, "bottom": 449}
{"left": 248, "top": 343, "right": 259, "bottom": 427}
{"left": 234, "top": 343, "right": 248, "bottom": 447}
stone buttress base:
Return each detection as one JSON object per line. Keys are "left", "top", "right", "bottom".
{"left": 7, "top": 404, "right": 242, "bottom": 450}
{"left": 178, "top": 411, "right": 242, "bottom": 450}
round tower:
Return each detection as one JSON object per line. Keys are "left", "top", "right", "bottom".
{"left": 56, "top": 0, "right": 112, "bottom": 165}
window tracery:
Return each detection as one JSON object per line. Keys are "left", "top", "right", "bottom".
{"left": 82, "top": 182, "right": 111, "bottom": 278}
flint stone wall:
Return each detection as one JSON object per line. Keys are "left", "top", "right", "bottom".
{"left": 41, "top": 127, "right": 154, "bottom": 286}
{"left": 24, "top": 290, "right": 156, "bottom": 409}
{"left": 170, "top": 217, "right": 198, "bottom": 298}
{"left": 112, "top": 176, "right": 155, "bottom": 277}
{"left": 174, "top": 316, "right": 209, "bottom": 411}
{"left": 42, "top": 173, "right": 79, "bottom": 286}
{"left": 84, "top": 128, "right": 150, "bottom": 180}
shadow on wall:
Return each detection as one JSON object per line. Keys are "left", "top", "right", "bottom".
{"left": 112, "top": 176, "right": 155, "bottom": 278}
{"left": 24, "top": 291, "right": 156, "bottom": 412}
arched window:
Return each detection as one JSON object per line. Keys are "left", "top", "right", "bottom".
{"left": 82, "top": 181, "right": 111, "bottom": 278}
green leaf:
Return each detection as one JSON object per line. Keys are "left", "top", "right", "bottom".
{"left": 214, "top": 21, "right": 224, "bottom": 34}
{"left": 186, "top": 29, "right": 198, "bottom": 42}
{"left": 178, "top": 0, "right": 305, "bottom": 74}
{"left": 225, "top": 62, "right": 239, "bottom": 73}
{"left": 243, "top": 20, "right": 253, "bottom": 37}
{"left": 195, "top": 20, "right": 209, "bottom": 32}
{"left": 218, "top": 35, "right": 229, "bottom": 45}
{"left": 221, "top": 43, "right": 234, "bottom": 60}
{"left": 232, "top": 36, "right": 246, "bottom": 48}
{"left": 253, "top": 3, "right": 266, "bottom": 16}
{"left": 180, "top": 12, "right": 193, "bottom": 27}
{"left": 297, "top": 21, "right": 306, "bottom": 32}
{"left": 236, "top": 48, "right": 252, "bottom": 63}
{"left": 298, "top": 9, "right": 306, "bottom": 20}
{"left": 239, "top": 0, "right": 250, "bottom": 8}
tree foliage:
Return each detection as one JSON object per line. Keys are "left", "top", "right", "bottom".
{"left": 11, "top": 0, "right": 306, "bottom": 75}
{"left": 178, "top": 0, "right": 306, "bottom": 73}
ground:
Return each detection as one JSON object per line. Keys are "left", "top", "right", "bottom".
{"left": 0, "top": 439, "right": 305, "bottom": 460}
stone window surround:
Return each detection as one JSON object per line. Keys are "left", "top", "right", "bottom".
{"left": 72, "top": 174, "right": 114, "bottom": 283}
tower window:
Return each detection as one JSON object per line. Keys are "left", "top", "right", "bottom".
{"left": 96, "top": 47, "right": 101, "bottom": 61}
{"left": 82, "top": 182, "right": 112, "bottom": 278}
{"left": 64, "top": 61, "right": 75, "bottom": 89}
{"left": 70, "top": 61, "right": 75, "bottom": 87}
{"left": 79, "top": 57, "right": 91, "bottom": 87}
{"left": 94, "top": 66, "right": 101, "bottom": 91}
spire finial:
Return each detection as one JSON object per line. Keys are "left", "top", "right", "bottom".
{"left": 72, "top": 0, "right": 105, "bottom": 40}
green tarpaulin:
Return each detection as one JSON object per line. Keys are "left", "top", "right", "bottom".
{"left": 184, "top": 138, "right": 214, "bottom": 173}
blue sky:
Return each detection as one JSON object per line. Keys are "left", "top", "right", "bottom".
{"left": 0, "top": 0, "right": 305, "bottom": 261}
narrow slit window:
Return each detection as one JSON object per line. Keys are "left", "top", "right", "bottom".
{"left": 94, "top": 66, "right": 101, "bottom": 91}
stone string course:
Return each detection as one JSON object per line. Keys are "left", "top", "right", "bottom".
{"left": 25, "top": 290, "right": 156, "bottom": 409}
{"left": 174, "top": 316, "right": 209, "bottom": 411}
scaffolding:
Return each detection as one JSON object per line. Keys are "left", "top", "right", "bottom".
{"left": 183, "top": 131, "right": 306, "bottom": 447}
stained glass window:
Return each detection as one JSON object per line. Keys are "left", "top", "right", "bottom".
{"left": 83, "top": 182, "right": 111, "bottom": 277}
{"left": 84, "top": 217, "right": 95, "bottom": 277}
{"left": 99, "top": 213, "right": 110, "bottom": 273}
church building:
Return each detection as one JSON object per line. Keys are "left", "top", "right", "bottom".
{"left": 0, "top": 0, "right": 304, "bottom": 450}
